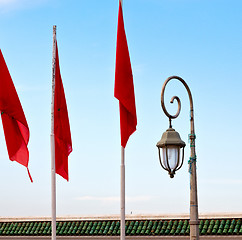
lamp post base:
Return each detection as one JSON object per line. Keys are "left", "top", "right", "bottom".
{"left": 190, "top": 220, "right": 200, "bottom": 240}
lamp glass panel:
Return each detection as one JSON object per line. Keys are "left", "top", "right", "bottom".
{"left": 162, "top": 146, "right": 180, "bottom": 170}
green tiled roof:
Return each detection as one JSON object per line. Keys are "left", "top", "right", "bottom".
{"left": 0, "top": 218, "right": 241, "bottom": 236}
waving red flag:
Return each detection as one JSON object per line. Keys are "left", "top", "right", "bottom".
{"left": 114, "top": 2, "right": 137, "bottom": 148}
{"left": 54, "top": 42, "right": 72, "bottom": 181}
{"left": 0, "top": 49, "right": 32, "bottom": 182}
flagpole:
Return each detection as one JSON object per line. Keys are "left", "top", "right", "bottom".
{"left": 119, "top": 0, "right": 125, "bottom": 239}
{"left": 121, "top": 146, "right": 125, "bottom": 240}
{"left": 51, "top": 25, "right": 57, "bottom": 240}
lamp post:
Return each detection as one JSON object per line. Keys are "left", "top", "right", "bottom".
{"left": 156, "top": 76, "right": 199, "bottom": 240}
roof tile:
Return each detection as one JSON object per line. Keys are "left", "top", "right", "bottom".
{"left": 0, "top": 218, "right": 242, "bottom": 236}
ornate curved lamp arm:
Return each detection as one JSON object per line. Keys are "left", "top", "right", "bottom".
{"left": 161, "top": 75, "right": 195, "bottom": 133}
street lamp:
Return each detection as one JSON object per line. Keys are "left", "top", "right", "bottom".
{"left": 157, "top": 76, "right": 199, "bottom": 240}
{"left": 156, "top": 125, "right": 186, "bottom": 178}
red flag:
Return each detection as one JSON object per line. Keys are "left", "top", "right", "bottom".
{"left": 114, "top": 2, "right": 137, "bottom": 148}
{"left": 54, "top": 42, "right": 72, "bottom": 181}
{"left": 0, "top": 49, "right": 32, "bottom": 182}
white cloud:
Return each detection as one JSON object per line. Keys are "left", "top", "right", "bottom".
{"left": 76, "top": 195, "right": 153, "bottom": 203}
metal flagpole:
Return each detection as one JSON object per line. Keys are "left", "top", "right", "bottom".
{"left": 118, "top": 0, "right": 125, "bottom": 239}
{"left": 51, "top": 25, "right": 57, "bottom": 240}
{"left": 120, "top": 146, "right": 125, "bottom": 240}
{"left": 119, "top": 0, "right": 125, "bottom": 237}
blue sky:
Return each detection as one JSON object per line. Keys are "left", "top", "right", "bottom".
{"left": 0, "top": 0, "right": 242, "bottom": 217}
